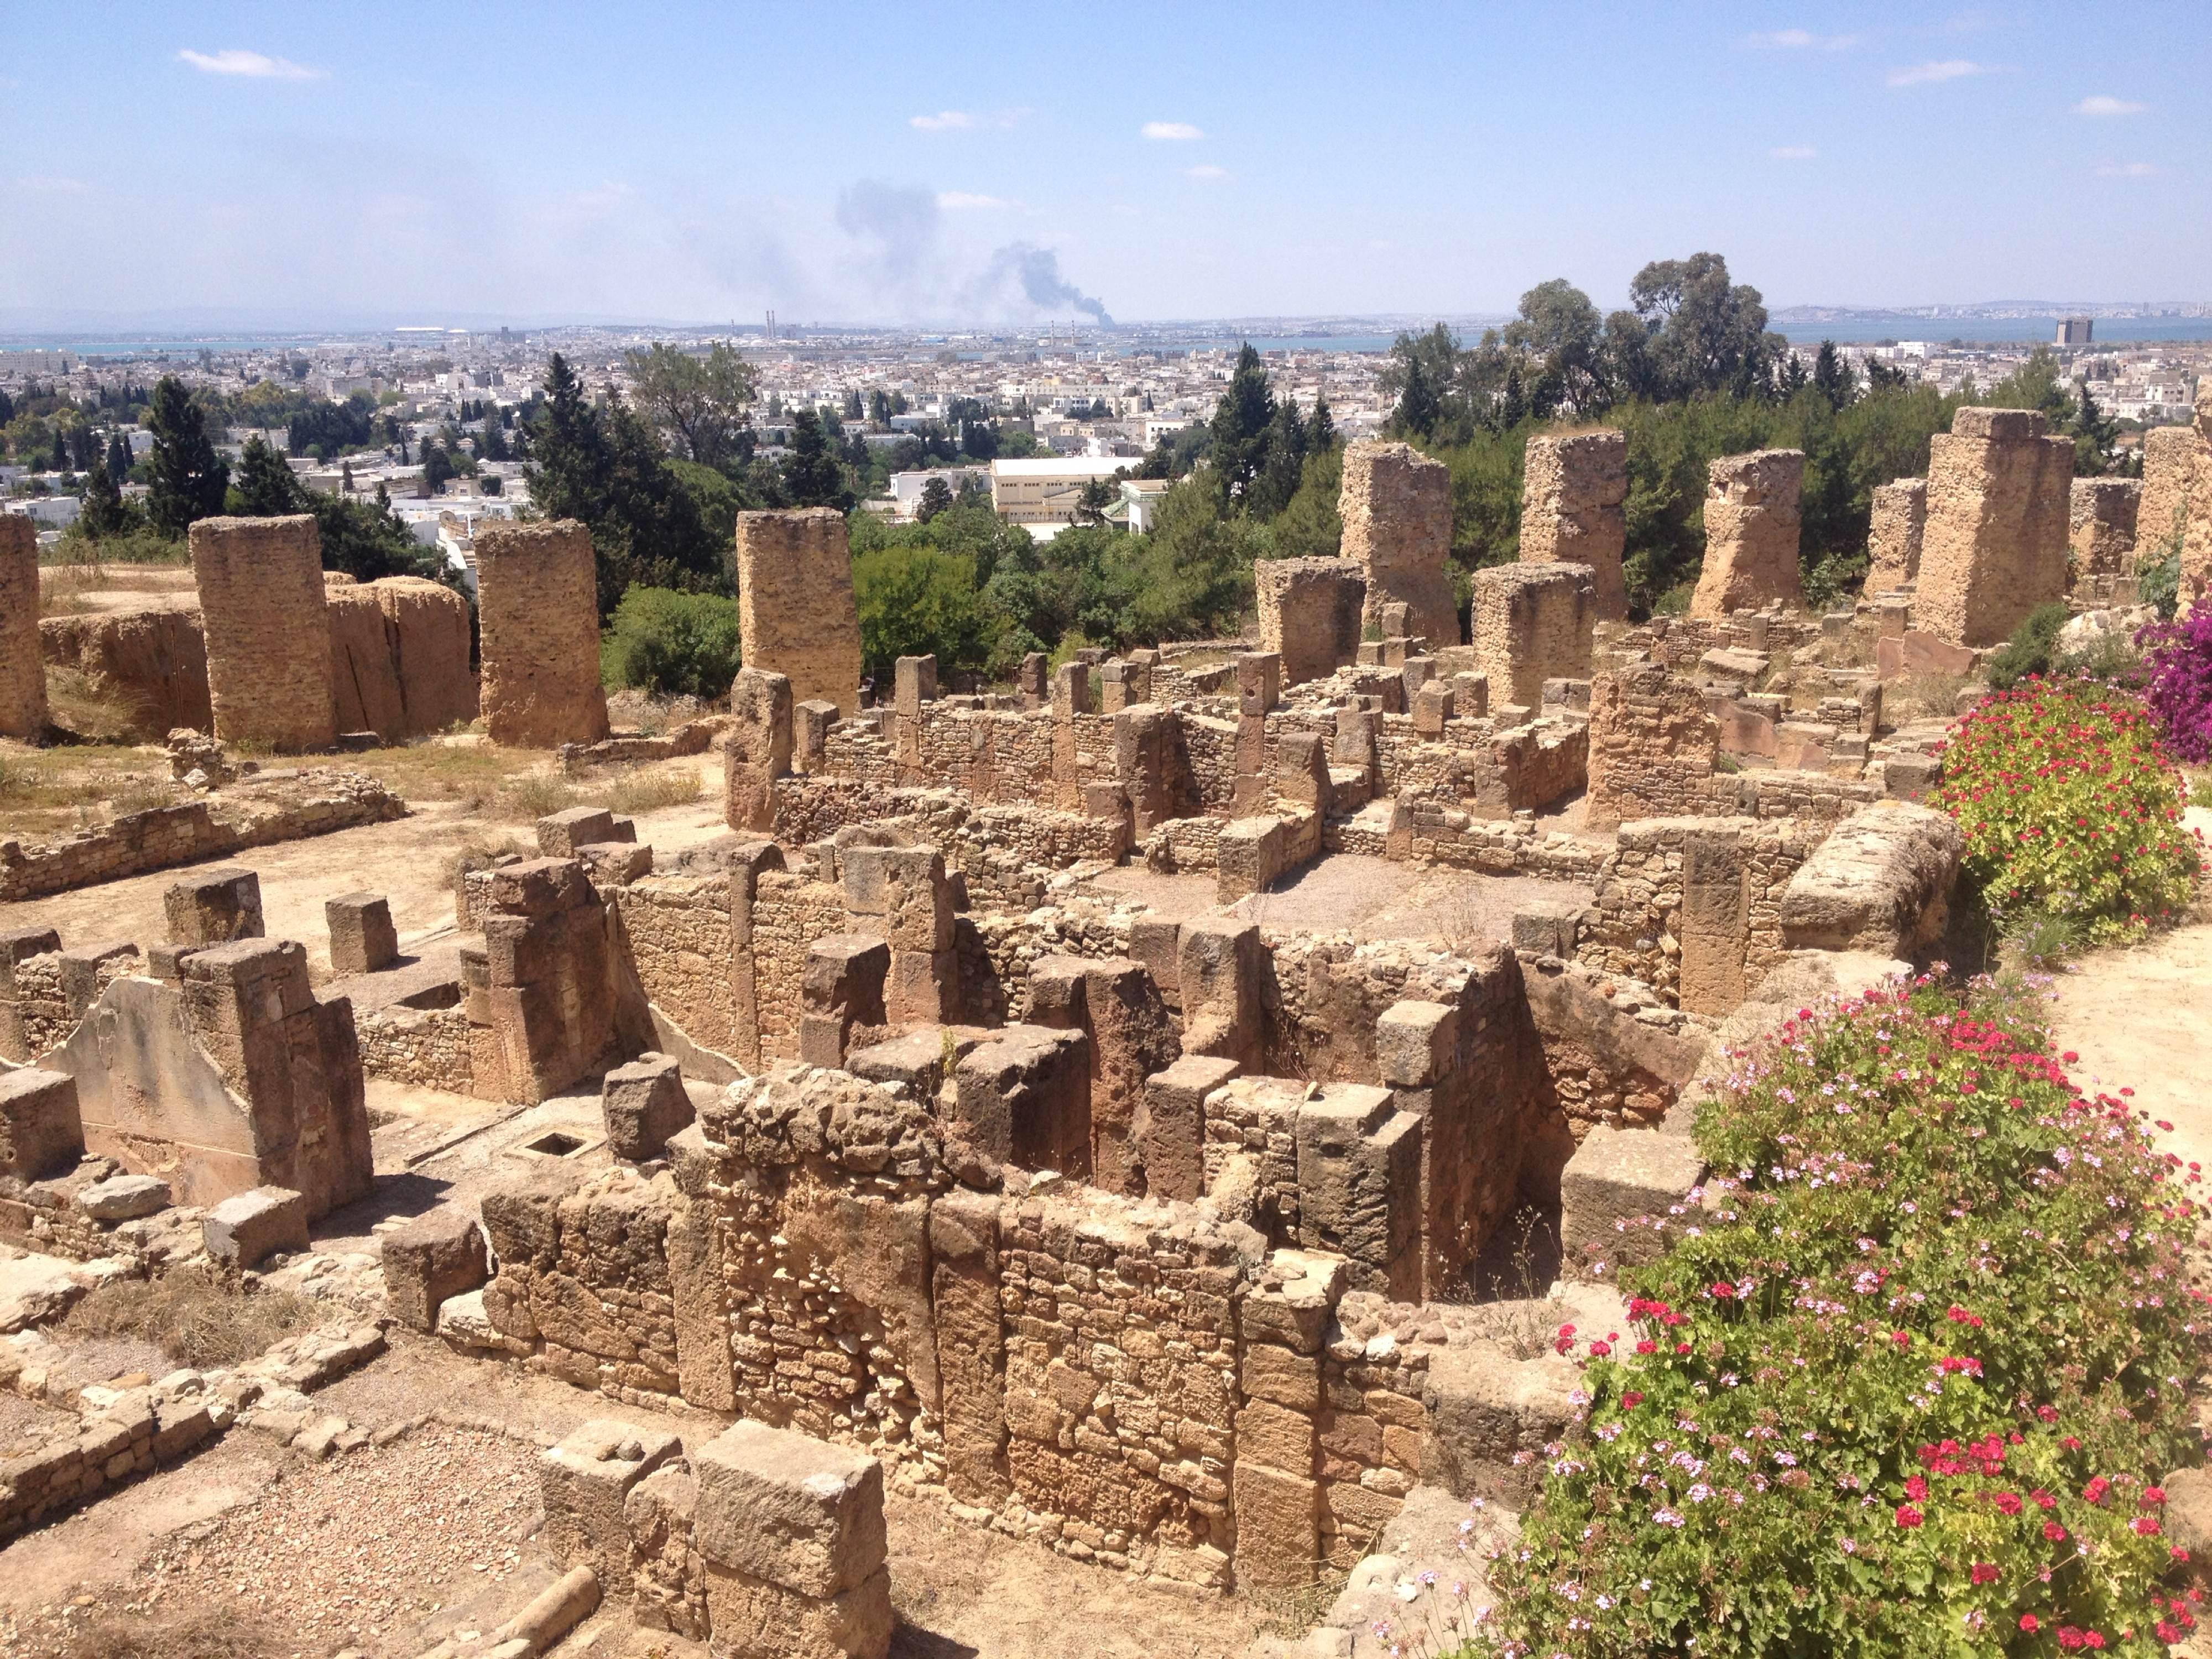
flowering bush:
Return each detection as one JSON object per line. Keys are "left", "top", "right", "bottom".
{"left": 2138, "top": 611, "right": 2212, "bottom": 766}
{"left": 1935, "top": 679, "right": 2199, "bottom": 946}
{"left": 1466, "top": 978, "right": 2209, "bottom": 1657}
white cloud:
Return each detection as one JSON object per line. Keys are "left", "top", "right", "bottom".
{"left": 2098, "top": 160, "right": 2158, "bottom": 177}
{"left": 1886, "top": 59, "right": 1986, "bottom": 87}
{"left": 2074, "top": 95, "right": 2147, "bottom": 117}
{"left": 1141, "top": 121, "right": 1204, "bottom": 140}
{"left": 1747, "top": 29, "right": 1859, "bottom": 49}
{"left": 178, "top": 48, "right": 325, "bottom": 80}
{"left": 1185, "top": 164, "right": 1230, "bottom": 180}
{"left": 937, "top": 191, "right": 1012, "bottom": 210}
{"left": 15, "top": 175, "right": 88, "bottom": 192}
{"left": 910, "top": 111, "right": 975, "bottom": 132}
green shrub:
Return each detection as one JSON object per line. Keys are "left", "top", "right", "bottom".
{"left": 852, "top": 543, "right": 1001, "bottom": 678}
{"left": 1937, "top": 678, "right": 2200, "bottom": 946}
{"left": 1462, "top": 977, "right": 2208, "bottom": 1658}
{"left": 1985, "top": 602, "right": 2071, "bottom": 691}
{"left": 600, "top": 586, "right": 743, "bottom": 699}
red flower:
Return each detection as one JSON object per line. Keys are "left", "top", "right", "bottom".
{"left": 1621, "top": 1392, "right": 1644, "bottom": 1410}
{"left": 2144, "top": 1486, "right": 2167, "bottom": 1505}
{"left": 2020, "top": 1614, "right": 2041, "bottom": 1632}
{"left": 1709, "top": 1281, "right": 1736, "bottom": 1300}
{"left": 2134, "top": 1517, "right": 2163, "bottom": 1536}
{"left": 1904, "top": 1475, "right": 1929, "bottom": 1501}
{"left": 1992, "top": 1492, "right": 2023, "bottom": 1516}
{"left": 1635, "top": 1339, "right": 1656, "bottom": 1354}
{"left": 1892, "top": 1331, "right": 1911, "bottom": 1349}
{"left": 1588, "top": 1340, "right": 1612, "bottom": 1358}
{"left": 2083, "top": 1475, "right": 2111, "bottom": 1505}
{"left": 1895, "top": 1504, "right": 1924, "bottom": 1528}
{"left": 1970, "top": 1562, "right": 2000, "bottom": 1585}
{"left": 2032, "top": 1490, "right": 2056, "bottom": 1509}
{"left": 2045, "top": 1521, "right": 2068, "bottom": 1541}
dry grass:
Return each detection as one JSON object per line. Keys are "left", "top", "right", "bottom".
{"left": 1888, "top": 669, "right": 1973, "bottom": 726}
{"left": 604, "top": 765, "right": 704, "bottom": 816}
{"left": 60, "top": 1263, "right": 320, "bottom": 1370}
{"left": 57, "top": 1607, "right": 285, "bottom": 1659}
{"left": 0, "top": 743, "right": 184, "bottom": 840}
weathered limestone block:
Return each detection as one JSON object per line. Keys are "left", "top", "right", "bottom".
{"left": 1520, "top": 427, "right": 1628, "bottom": 619}
{"left": 540, "top": 1417, "right": 683, "bottom": 1589}
{"left": 1141, "top": 1052, "right": 1239, "bottom": 1204}
{"left": 601, "top": 1052, "right": 695, "bottom": 1162}
{"left": 1584, "top": 662, "right": 1718, "bottom": 831}
{"left": 1865, "top": 478, "right": 1928, "bottom": 593}
{"left": 1275, "top": 731, "right": 1332, "bottom": 811}
{"left": 2070, "top": 477, "right": 2141, "bottom": 582}
{"left": 202, "top": 1185, "right": 309, "bottom": 1268}
{"left": 538, "top": 806, "right": 620, "bottom": 858}
{"left": 1236, "top": 650, "right": 1282, "bottom": 712}
{"left": 162, "top": 865, "right": 264, "bottom": 947}
{"left": 0, "top": 1067, "right": 83, "bottom": 1180}
{"left": 951, "top": 1025, "right": 1092, "bottom": 1178}
{"left": 737, "top": 508, "right": 863, "bottom": 717}
{"left": 1341, "top": 441, "right": 1458, "bottom": 646}
{"left": 370, "top": 575, "right": 478, "bottom": 735}
{"left": 324, "top": 891, "right": 398, "bottom": 975}
{"left": 1255, "top": 557, "right": 1366, "bottom": 685}
{"left": 189, "top": 514, "right": 336, "bottom": 751}
{"left": 1234, "top": 1460, "right": 1324, "bottom": 1592}
{"left": 1559, "top": 1125, "right": 1705, "bottom": 1277}
{"left": 1777, "top": 801, "right": 1962, "bottom": 957}
{"left": 841, "top": 845, "right": 952, "bottom": 952}
{"left": 1470, "top": 562, "right": 1593, "bottom": 708}
{"left": 481, "top": 858, "right": 619, "bottom": 1104}
{"left": 2140, "top": 421, "right": 2210, "bottom": 568}
{"left": 703, "top": 1564, "right": 893, "bottom": 1659}
{"left": 476, "top": 520, "right": 611, "bottom": 748}
{"left": 626, "top": 1465, "right": 709, "bottom": 1639}
{"left": 380, "top": 1207, "right": 491, "bottom": 1332}
{"left": 928, "top": 1189, "right": 1008, "bottom": 1504}
{"left": 1026, "top": 954, "right": 1180, "bottom": 1196}
{"left": 1421, "top": 1294, "right": 1616, "bottom": 1505}
{"left": 1411, "top": 681, "right": 1453, "bottom": 736}
{"left": 1178, "top": 916, "right": 1265, "bottom": 1071}
{"left": 1916, "top": 408, "right": 2075, "bottom": 646}
{"left": 693, "top": 1420, "right": 888, "bottom": 1599}
{"left": 1691, "top": 450, "right": 1805, "bottom": 618}
{"left": 723, "top": 667, "right": 794, "bottom": 833}
{"left": 0, "top": 515, "right": 46, "bottom": 738}
{"left": 799, "top": 934, "right": 890, "bottom": 1067}
{"left": 1293, "top": 1084, "right": 1421, "bottom": 1298}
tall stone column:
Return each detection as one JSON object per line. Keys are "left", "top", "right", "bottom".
{"left": 1520, "top": 429, "right": 1627, "bottom": 619}
{"left": 1339, "top": 441, "right": 1459, "bottom": 647}
{"left": 735, "top": 508, "right": 863, "bottom": 716}
{"left": 1469, "top": 562, "right": 1593, "bottom": 708}
{"left": 1915, "top": 409, "right": 2075, "bottom": 646}
{"left": 0, "top": 515, "right": 46, "bottom": 739}
{"left": 1689, "top": 450, "right": 1805, "bottom": 619}
{"left": 189, "top": 514, "right": 337, "bottom": 750}
{"left": 1864, "top": 478, "right": 1927, "bottom": 594}
{"left": 475, "top": 519, "right": 611, "bottom": 748}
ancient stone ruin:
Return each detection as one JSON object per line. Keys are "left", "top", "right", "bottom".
{"left": 1520, "top": 427, "right": 1628, "bottom": 620}
{"left": 1255, "top": 558, "right": 1367, "bottom": 685}
{"left": 1471, "top": 562, "right": 1593, "bottom": 708}
{"left": 0, "top": 514, "right": 45, "bottom": 740}
{"left": 736, "top": 508, "right": 866, "bottom": 717}
{"left": 189, "top": 514, "right": 338, "bottom": 753}
{"left": 1339, "top": 440, "right": 1459, "bottom": 647}
{"left": 1864, "top": 477, "right": 1927, "bottom": 593}
{"left": 2069, "top": 477, "right": 2141, "bottom": 585}
{"left": 476, "top": 518, "right": 613, "bottom": 748}
{"left": 1914, "top": 408, "right": 2075, "bottom": 646}
{"left": 1689, "top": 449, "right": 1805, "bottom": 618}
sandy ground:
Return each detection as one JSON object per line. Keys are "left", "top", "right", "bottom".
{"left": 2047, "top": 918, "right": 2212, "bottom": 1177}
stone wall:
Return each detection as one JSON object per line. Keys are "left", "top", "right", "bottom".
{"left": 189, "top": 514, "right": 336, "bottom": 752}
{"left": 2139, "top": 421, "right": 2208, "bottom": 564}
{"left": 38, "top": 606, "right": 212, "bottom": 738}
{"left": 1864, "top": 478, "right": 1927, "bottom": 593}
{"left": 2184, "top": 387, "right": 2212, "bottom": 617}
{"left": 736, "top": 509, "right": 864, "bottom": 717}
{"left": 1584, "top": 663, "right": 1719, "bottom": 830}
{"left": 1469, "top": 563, "right": 1593, "bottom": 707}
{"left": 327, "top": 575, "right": 477, "bottom": 740}
{"left": 353, "top": 1004, "right": 476, "bottom": 1094}
{"left": 1339, "top": 442, "right": 1458, "bottom": 648}
{"left": 477, "top": 519, "right": 611, "bottom": 748}
{"left": 1690, "top": 450, "right": 1804, "bottom": 618}
{"left": 1255, "top": 559, "right": 1366, "bottom": 685}
{"left": 1519, "top": 429, "right": 1627, "bottom": 619}
{"left": 2068, "top": 478, "right": 2140, "bottom": 583}
{"left": 1915, "top": 408, "right": 2075, "bottom": 647}
{"left": 1, "top": 515, "right": 47, "bottom": 738}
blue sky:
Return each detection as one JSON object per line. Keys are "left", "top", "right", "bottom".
{"left": 3, "top": 2, "right": 2206, "bottom": 327}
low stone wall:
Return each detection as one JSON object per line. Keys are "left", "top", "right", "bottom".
{"left": 353, "top": 1004, "right": 475, "bottom": 1094}
{"left": 0, "top": 773, "right": 406, "bottom": 901}
{"left": 0, "top": 1379, "right": 225, "bottom": 1542}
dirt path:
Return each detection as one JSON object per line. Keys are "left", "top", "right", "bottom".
{"left": 2047, "top": 920, "right": 2212, "bottom": 1177}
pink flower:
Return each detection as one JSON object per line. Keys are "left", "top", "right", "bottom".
{"left": 1895, "top": 1504, "right": 1923, "bottom": 1528}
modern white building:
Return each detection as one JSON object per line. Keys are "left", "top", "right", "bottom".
{"left": 988, "top": 457, "right": 1134, "bottom": 528}
{"left": 888, "top": 466, "right": 991, "bottom": 520}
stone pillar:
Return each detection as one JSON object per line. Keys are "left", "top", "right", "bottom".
{"left": 325, "top": 893, "right": 399, "bottom": 975}
{"left": 799, "top": 934, "right": 890, "bottom": 1067}
{"left": 189, "top": 514, "right": 336, "bottom": 751}
{"left": 693, "top": 1421, "right": 892, "bottom": 1659}
{"left": 1689, "top": 450, "right": 1805, "bottom": 619}
{"left": 928, "top": 1191, "right": 1008, "bottom": 1504}
{"left": 1376, "top": 999, "right": 1472, "bottom": 1300}
{"left": 2070, "top": 478, "right": 2141, "bottom": 585}
{"left": 1865, "top": 478, "right": 1927, "bottom": 593}
{"left": 893, "top": 654, "right": 936, "bottom": 769}
{"left": 1255, "top": 557, "right": 1367, "bottom": 684}
{"left": 1340, "top": 440, "right": 1458, "bottom": 646}
{"left": 1140, "top": 1053, "right": 1237, "bottom": 1204}
{"left": 1018, "top": 651, "right": 1049, "bottom": 707}
{"left": 1027, "top": 954, "right": 1180, "bottom": 1197}
{"left": 1915, "top": 408, "right": 2077, "bottom": 646}
{"left": 1677, "top": 825, "right": 1750, "bottom": 1016}
{"left": 1232, "top": 1252, "right": 1343, "bottom": 1591}
{"left": 0, "top": 1067, "right": 84, "bottom": 1180}
{"left": 476, "top": 519, "right": 611, "bottom": 748}
{"left": 735, "top": 508, "right": 864, "bottom": 717}
{"left": 1293, "top": 1084, "right": 1422, "bottom": 1298}
{"left": 723, "top": 668, "right": 793, "bottom": 833}
{"left": 600, "top": 1052, "right": 694, "bottom": 1161}
{"left": 1114, "top": 703, "right": 1183, "bottom": 837}
{"left": 1177, "top": 917, "right": 1264, "bottom": 1072}
{"left": 480, "top": 859, "right": 618, "bottom": 1104}
{"left": 951, "top": 1025, "right": 1092, "bottom": 1178}
{"left": 0, "top": 515, "right": 46, "bottom": 739}
{"left": 1275, "top": 731, "right": 1332, "bottom": 810}
{"left": 841, "top": 845, "right": 956, "bottom": 1025}
{"left": 1470, "top": 562, "right": 1594, "bottom": 708}
{"left": 163, "top": 866, "right": 265, "bottom": 946}
{"left": 2139, "top": 421, "right": 2209, "bottom": 565}
{"left": 1520, "top": 429, "right": 1627, "bottom": 619}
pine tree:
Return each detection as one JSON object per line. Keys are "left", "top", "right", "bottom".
{"left": 782, "top": 409, "right": 851, "bottom": 509}
{"left": 1208, "top": 343, "right": 1276, "bottom": 507}
{"left": 1307, "top": 390, "right": 1336, "bottom": 453}
{"left": 106, "top": 431, "right": 133, "bottom": 481}
{"left": 79, "top": 461, "right": 132, "bottom": 539}
{"left": 235, "top": 436, "right": 306, "bottom": 515}
{"left": 1391, "top": 356, "right": 1440, "bottom": 440}
{"left": 145, "top": 375, "right": 229, "bottom": 537}
{"left": 917, "top": 476, "right": 954, "bottom": 522}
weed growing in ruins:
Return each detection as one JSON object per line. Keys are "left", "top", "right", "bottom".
{"left": 492, "top": 773, "right": 578, "bottom": 822}
{"left": 2137, "top": 611, "right": 2212, "bottom": 766}
{"left": 58, "top": 1606, "right": 283, "bottom": 1659}
{"left": 1462, "top": 975, "right": 2211, "bottom": 1658}
{"left": 62, "top": 1262, "right": 319, "bottom": 1369}
{"left": 605, "top": 766, "right": 705, "bottom": 816}
{"left": 1937, "top": 678, "right": 2200, "bottom": 948}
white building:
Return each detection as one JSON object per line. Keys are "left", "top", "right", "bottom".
{"left": 989, "top": 457, "right": 1134, "bottom": 528}
{"left": 888, "top": 466, "right": 991, "bottom": 520}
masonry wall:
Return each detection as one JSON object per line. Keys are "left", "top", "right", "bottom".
{"left": 476, "top": 520, "right": 610, "bottom": 748}
{"left": 1689, "top": 451, "right": 1804, "bottom": 618}
{"left": 189, "top": 514, "right": 336, "bottom": 752}
{"left": 1255, "top": 559, "right": 1366, "bottom": 685}
{"left": 2138, "top": 422, "right": 2207, "bottom": 562}
{"left": 2068, "top": 478, "right": 2141, "bottom": 585}
{"left": 1470, "top": 563, "right": 1593, "bottom": 707}
{"left": 1584, "top": 663, "right": 1719, "bottom": 830}
{"left": 736, "top": 509, "right": 865, "bottom": 717}
{"left": 1865, "top": 478, "right": 1927, "bottom": 593}
{"left": 327, "top": 576, "right": 477, "bottom": 740}
{"left": 1340, "top": 442, "right": 1458, "bottom": 647}
{"left": 1915, "top": 408, "right": 2076, "bottom": 647}
{"left": 1520, "top": 429, "right": 1627, "bottom": 619}
{"left": 1, "top": 515, "right": 47, "bottom": 739}
{"left": 38, "top": 606, "right": 211, "bottom": 739}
